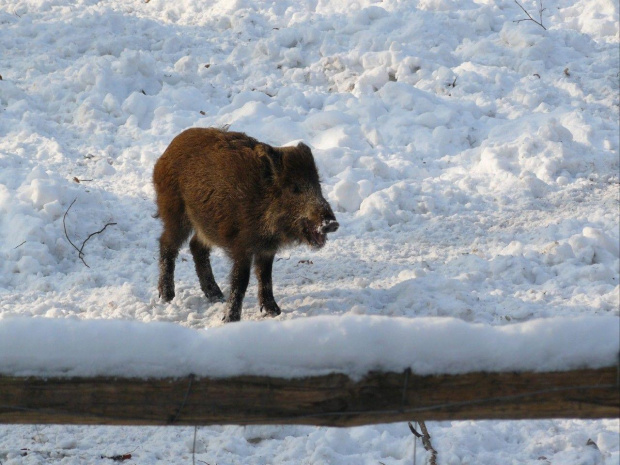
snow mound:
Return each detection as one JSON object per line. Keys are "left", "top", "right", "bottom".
{"left": 0, "top": 315, "right": 617, "bottom": 379}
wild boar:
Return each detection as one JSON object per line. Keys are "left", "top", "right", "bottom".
{"left": 153, "top": 128, "right": 339, "bottom": 322}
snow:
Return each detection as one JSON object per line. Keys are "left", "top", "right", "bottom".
{"left": 1, "top": 315, "right": 617, "bottom": 379}
{"left": 1, "top": 0, "right": 619, "bottom": 463}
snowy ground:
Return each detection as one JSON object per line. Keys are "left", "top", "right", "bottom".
{"left": 1, "top": 0, "right": 619, "bottom": 463}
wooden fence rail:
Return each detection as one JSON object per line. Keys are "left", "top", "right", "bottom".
{"left": 1, "top": 366, "right": 618, "bottom": 426}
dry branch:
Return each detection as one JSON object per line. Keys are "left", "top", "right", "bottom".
{"left": 418, "top": 420, "right": 438, "bottom": 465}
{"left": 63, "top": 198, "right": 117, "bottom": 268}
{"left": 514, "top": 0, "right": 547, "bottom": 30}
{"left": 408, "top": 421, "right": 422, "bottom": 438}
{"left": 409, "top": 421, "right": 437, "bottom": 465}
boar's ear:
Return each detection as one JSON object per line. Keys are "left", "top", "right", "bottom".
{"left": 297, "top": 142, "right": 312, "bottom": 155}
{"left": 256, "top": 144, "right": 283, "bottom": 183}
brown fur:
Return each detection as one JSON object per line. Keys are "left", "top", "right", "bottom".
{"left": 153, "top": 128, "right": 338, "bottom": 322}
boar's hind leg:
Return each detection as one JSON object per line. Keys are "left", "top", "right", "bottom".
{"left": 158, "top": 223, "right": 190, "bottom": 302}
{"left": 255, "top": 252, "right": 281, "bottom": 317}
{"left": 222, "top": 256, "right": 252, "bottom": 323}
{"left": 189, "top": 235, "right": 224, "bottom": 302}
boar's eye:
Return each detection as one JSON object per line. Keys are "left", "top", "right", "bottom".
{"left": 292, "top": 184, "right": 302, "bottom": 194}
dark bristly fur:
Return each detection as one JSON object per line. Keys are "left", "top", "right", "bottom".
{"left": 153, "top": 128, "right": 339, "bottom": 322}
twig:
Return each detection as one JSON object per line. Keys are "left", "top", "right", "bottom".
{"left": 62, "top": 198, "right": 117, "bottom": 268}
{"left": 80, "top": 222, "right": 117, "bottom": 258}
{"left": 13, "top": 241, "right": 26, "bottom": 249}
{"left": 409, "top": 421, "right": 437, "bottom": 465}
{"left": 100, "top": 453, "right": 132, "bottom": 462}
{"left": 514, "top": 0, "right": 547, "bottom": 30}
{"left": 408, "top": 421, "right": 422, "bottom": 438}
{"left": 63, "top": 199, "right": 83, "bottom": 262}
{"left": 101, "top": 446, "right": 138, "bottom": 462}
{"left": 418, "top": 420, "right": 438, "bottom": 465}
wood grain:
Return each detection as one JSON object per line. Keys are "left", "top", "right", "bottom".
{"left": 1, "top": 367, "right": 617, "bottom": 426}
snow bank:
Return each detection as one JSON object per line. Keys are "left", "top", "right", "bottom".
{"left": 1, "top": 315, "right": 617, "bottom": 379}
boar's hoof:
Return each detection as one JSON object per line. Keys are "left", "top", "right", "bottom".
{"left": 260, "top": 303, "right": 282, "bottom": 317}
{"left": 208, "top": 293, "right": 225, "bottom": 303}
{"left": 204, "top": 286, "right": 225, "bottom": 302}
{"left": 222, "top": 310, "right": 241, "bottom": 323}
{"left": 158, "top": 283, "right": 175, "bottom": 302}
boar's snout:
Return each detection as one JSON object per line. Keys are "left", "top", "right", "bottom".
{"left": 321, "top": 219, "right": 339, "bottom": 234}
{"left": 301, "top": 205, "right": 339, "bottom": 249}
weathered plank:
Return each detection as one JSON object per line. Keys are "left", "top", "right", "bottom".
{"left": 1, "top": 367, "right": 618, "bottom": 426}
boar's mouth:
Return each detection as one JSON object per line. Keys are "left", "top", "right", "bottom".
{"left": 302, "top": 219, "right": 327, "bottom": 249}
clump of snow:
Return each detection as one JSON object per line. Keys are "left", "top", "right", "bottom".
{"left": 332, "top": 179, "right": 362, "bottom": 212}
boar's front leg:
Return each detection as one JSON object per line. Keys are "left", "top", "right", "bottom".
{"left": 189, "top": 235, "right": 224, "bottom": 302}
{"left": 255, "top": 252, "right": 281, "bottom": 317}
{"left": 222, "top": 255, "right": 252, "bottom": 323}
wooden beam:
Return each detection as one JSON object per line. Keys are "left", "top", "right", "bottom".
{"left": 1, "top": 367, "right": 618, "bottom": 426}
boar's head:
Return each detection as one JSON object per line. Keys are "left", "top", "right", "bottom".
{"left": 260, "top": 142, "right": 339, "bottom": 249}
